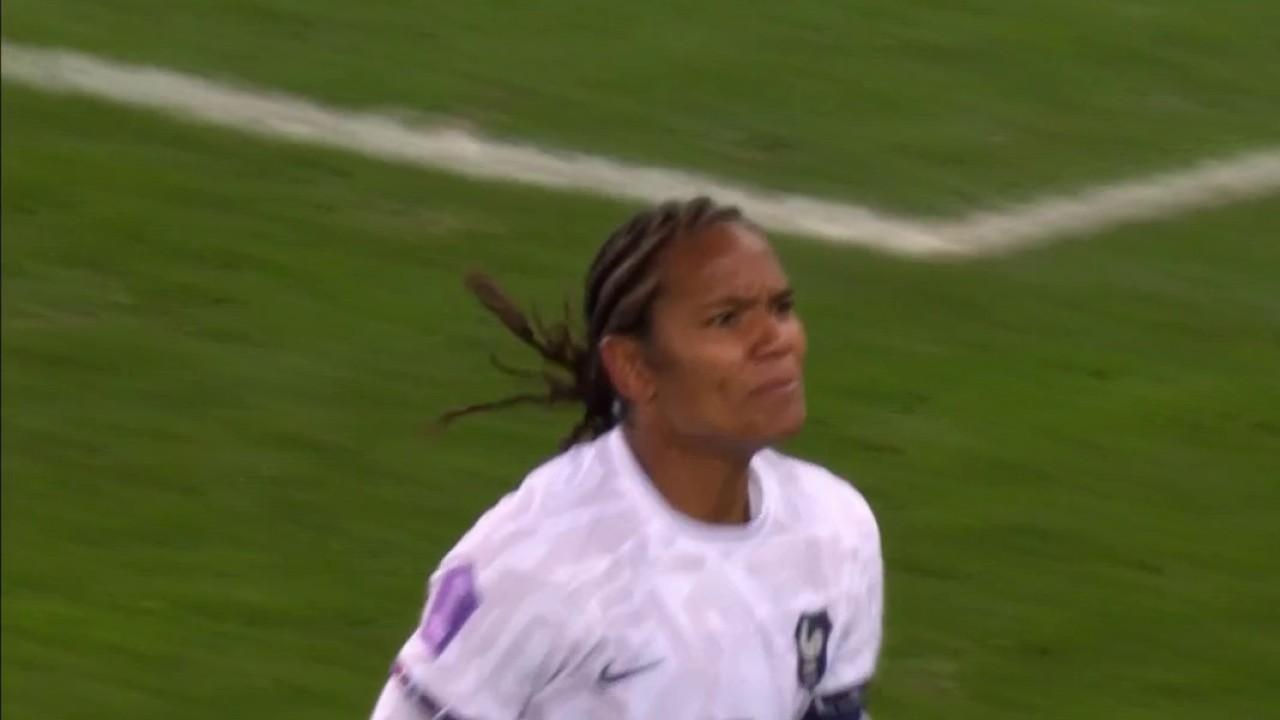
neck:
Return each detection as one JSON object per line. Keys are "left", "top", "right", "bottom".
{"left": 622, "top": 419, "right": 756, "bottom": 526}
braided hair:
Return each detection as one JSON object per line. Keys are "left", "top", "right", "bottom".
{"left": 438, "top": 196, "right": 745, "bottom": 450}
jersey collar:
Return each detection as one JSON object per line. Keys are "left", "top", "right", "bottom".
{"left": 601, "top": 426, "right": 773, "bottom": 543}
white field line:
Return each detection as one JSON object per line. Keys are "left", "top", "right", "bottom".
{"left": 4, "top": 40, "right": 1280, "bottom": 259}
{"left": 933, "top": 150, "right": 1280, "bottom": 255}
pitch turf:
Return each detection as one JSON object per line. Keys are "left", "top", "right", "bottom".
{"left": 4, "top": 1, "right": 1280, "bottom": 717}
{"left": 4, "top": 83, "right": 1279, "bottom": 718}
{"left": 3, "top": 1, "right": 1279, "bottom": 214}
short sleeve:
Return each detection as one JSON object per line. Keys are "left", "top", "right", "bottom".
{"left": 371, "top": 558, "right": 588, "bottom": 720}
{"left": 816, "top": 500, "right": 884, "bottom": 699}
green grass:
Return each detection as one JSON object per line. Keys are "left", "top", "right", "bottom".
{"left": 4, "top": 85, "right": 1280, "bottom": 719}
{"left": 4, "top": 0, "right": 1280, "bottom": 214}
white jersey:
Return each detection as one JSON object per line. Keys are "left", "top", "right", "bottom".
{"left": 370, "top": 426, "right": 883, "bottom": 720}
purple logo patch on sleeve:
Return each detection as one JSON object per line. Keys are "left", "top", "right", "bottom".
{"left": 419, "top": 564, "right": 481, "bottom": 657}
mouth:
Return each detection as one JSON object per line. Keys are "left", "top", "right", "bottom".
{"left": 751, "top": 377, "right": 801, "bottom": 397}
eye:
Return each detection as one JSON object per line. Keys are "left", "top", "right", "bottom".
{"left": 773, "top": 295, "right": 796, "bottom": 316}
{"left": 707, "top": 309, "right": 740, "bottom": 328}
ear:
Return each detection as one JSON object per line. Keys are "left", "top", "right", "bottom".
{"left": 598, "top": 334, "right": 658, "bottom": 407}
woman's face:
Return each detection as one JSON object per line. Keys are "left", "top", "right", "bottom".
{"left": 635, "top": 221, "right": 808, "bottom": 450}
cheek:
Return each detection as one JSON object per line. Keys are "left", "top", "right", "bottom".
{"left": 691, "top": 353, "right": 743, "bottom": 403}
{"left": 655, "top": 342, "right": 743, "bottom": 412}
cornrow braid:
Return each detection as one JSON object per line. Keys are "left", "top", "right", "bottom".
{"left": 438, "top": 196, "right": 745, "bottom": 451}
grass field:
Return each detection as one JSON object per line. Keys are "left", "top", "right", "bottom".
{"left": 3, "top": 2, "right": 1280, "bottom": 719}
{"left": 5, "top": 0, "right": 1280, "bottom": 213}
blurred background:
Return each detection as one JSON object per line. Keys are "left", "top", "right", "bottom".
{"left": 2, "top": 2, "right": 1278, "bottom": 718}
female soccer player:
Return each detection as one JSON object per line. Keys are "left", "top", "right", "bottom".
{"left": 370, "top": 197, "right": 883, "bottom": 719}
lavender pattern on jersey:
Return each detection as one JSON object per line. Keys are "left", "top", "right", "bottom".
{"left": 419, "top": 563, "right": 481, "bottom": 656}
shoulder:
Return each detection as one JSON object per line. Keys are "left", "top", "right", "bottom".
{"left": 431, "top": 435, "right": 637, "bottom": 594}
{"left": 757, "top": 448, "right": 880, "bottom": 548}
{"left": 398, "top": 444, "right": 620, "bottom": 705}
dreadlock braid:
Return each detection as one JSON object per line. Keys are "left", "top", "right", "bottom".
{"left": 438, "top": 196, "right": 745, "bottom": 450}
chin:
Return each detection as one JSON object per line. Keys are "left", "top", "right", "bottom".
{"left": 750, "top": 403, "right": 807, "bottom": 446}
{"left": 771, "top": 411, "right": 808, "bottom": 442}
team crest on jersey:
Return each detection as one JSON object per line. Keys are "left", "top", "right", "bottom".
{"left": 419, "top": 564, "right": 480, "bottom": 657}
{"left": 794, "top": 609, "right": 832, "bottom": 690}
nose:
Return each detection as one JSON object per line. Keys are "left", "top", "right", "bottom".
{"left": 751, "top": 313, "right": 792, "bottom": 360}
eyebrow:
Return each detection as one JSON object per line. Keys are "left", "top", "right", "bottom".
{"left": 699, "top": 287, "right": 794, "bottom": 310}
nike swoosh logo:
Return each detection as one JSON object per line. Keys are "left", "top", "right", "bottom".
{"left": 598, "top": 659, "right": 663, "bottom": 685}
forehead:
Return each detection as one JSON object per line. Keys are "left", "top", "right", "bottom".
{"left": 655, "top": 222, "right": 788, "bottom": 304}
